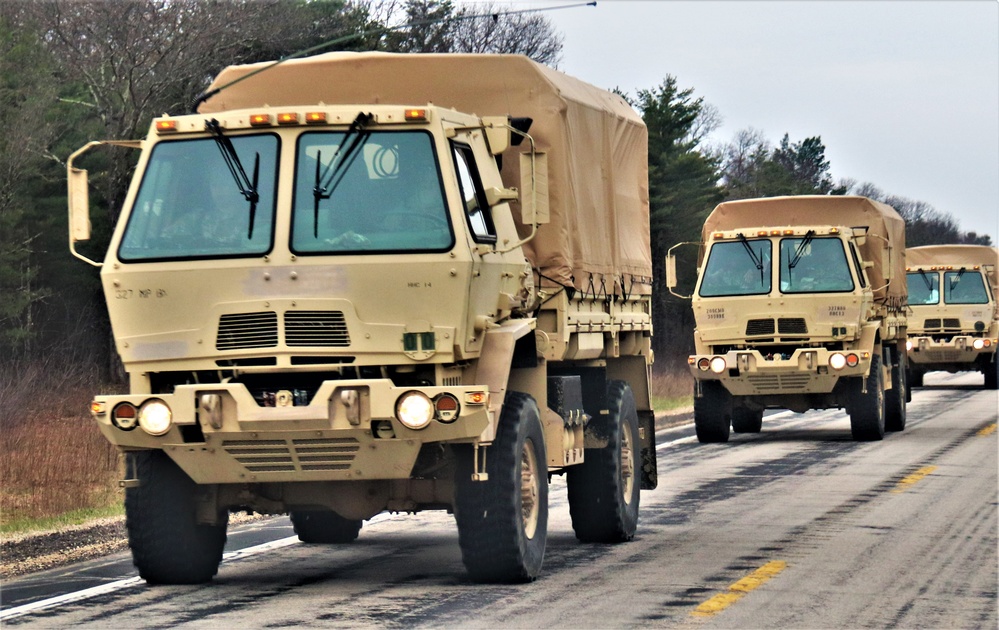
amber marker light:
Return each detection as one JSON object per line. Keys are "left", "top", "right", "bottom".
{"left": 305, "top": 111, "right": 327, "bottom": 124}
{"left": 465, "top": 391, "right": 488, "bottom": 405}
{"left": 405, "top": 108, "right": 428, "bottom": 121}
{"left": 156, "top": 120, "right": 178, "bottom": 133}
{"left": 249, "top": 114, "right": 272, "bottom": 127}
{"left": 277, "top": 112, "right": 299, "bottom": 125}
{"left": 91, "top": 401, "right": 106, "bottom": 415}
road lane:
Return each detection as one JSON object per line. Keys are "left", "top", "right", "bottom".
{"left": 2, "top": 372, "right": 995, "bottom": 628}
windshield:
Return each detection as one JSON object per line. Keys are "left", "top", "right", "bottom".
{"left": 699, "top": 240, "right": 772, "bottom": 297}
{"left": 779, "top": 237, "right": 854, "bottom": 293}
{"left": 906, "top": 271, "right": 939, "bottom": 305}
{"left": 943, "top": 271, "right": 989, "bottom": 304}
{"left": 292, "top": 130, "right": 453, "bottom": 254}
{"left": 119, "top": 135, "right": 278, "bottom": 261}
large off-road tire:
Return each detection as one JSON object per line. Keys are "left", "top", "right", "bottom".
{"left": 566, "top": 380, "right": 640, "bottom": 543}
{"left": 694, "top": 381, "right": 731, "bottom": 443}
{"left": 454, "top": 391, "right": 548, "bottom": 583}
{"left": 125, "top": 450, "right": 228, "bottom": 584}
{"left": 731, "top": 406, "right": 764, "bottom": 433}
{"left": 983, "top": 359, "right": 998, "bottom": 390}
{"left": 290, "top": 510, "right": 362, "bottom": 544}
{"left": 885, "top": 350, "right": 907, "bottom": 432}
{"left": 907, "top": 367, "right": 924, "bottom": 389}
{"left": 850, "top": 353, "right": 886, "bottom": 441}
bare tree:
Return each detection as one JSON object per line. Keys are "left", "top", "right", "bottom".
{"left": 450, "top": 1, "right": 563, "bottom": 65}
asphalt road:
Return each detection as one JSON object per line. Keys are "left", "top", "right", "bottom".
{"left": 2, "top": 372, "right": 996, "bottom": 628}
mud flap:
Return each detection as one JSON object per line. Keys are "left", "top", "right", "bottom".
{"left": 637, "top": 409, "right": 658, "bottom": 489}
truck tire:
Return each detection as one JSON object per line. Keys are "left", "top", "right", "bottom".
{"left": 907, "top": 367, "right": 924, "bottom": 388}
{"left": 850, "top": 354, "right": 886, "bottom": 441}
{"left": 984, "top": 359, "right": 998, "bottom": 390}
{"left": 731, "top": 406, "right": 763, "bottom": 433}
{"left": 885, "top": 353, "right": 907, "bottom": 432}
{"left": 125, "top": 450, "right": 228, "bottom": 584}
{"left": 566, "top": 380, "right": 640, "bottom": 543}
{"left": 694, "top": 381, "right": 730, "bottom": 443}
{"left": 454, "top": 391, "right": 548, "bottom": 583}
{"left": 290, "top": 510, "right": 362, "bottom": 544}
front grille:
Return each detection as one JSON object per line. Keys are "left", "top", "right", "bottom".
{"left": 778, "top": 318, "right": 808, "bottom": 334}
{"left": 222, "top": 437, "right": 360, "bottom": 473}
{"left": 746, "top": 319, "right": 776, "bottom": 335}
{"left": 943, "top": 318, "right": 961, "bottom": 329}
{"left": 285, "top": 311, "right": 350, "bottom": 347}
{"left": 747, "top": 373, "right": 812, "bottom": 392}
{"left": 217, "top": 312, "right": 278, "bottom": 350}
{"left": 924, "top": 318, "right": 941, "bottom": 329}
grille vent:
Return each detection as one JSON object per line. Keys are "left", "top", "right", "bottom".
{"left": 217, "top": 312, "right": 278, "bottom": 350}
{"left": 285, "top": 311, "right": 350, "bottom": 347}
{"left": 746, "top": 319, "right": 776, "bottom": 336}
{"left": 943, "top": 318, "right": 961, "bottom": 329}
{"left": 747, "top": 373, "right": 812, "bottom": 392}
{"left": 778, "top": 318, "right": 808, "bottom": 334}
{"left": 923, "top": 319, "right": 941, "bottom": 329}
{"left": 222, "top": 437, "right": 360, "bottom": 473}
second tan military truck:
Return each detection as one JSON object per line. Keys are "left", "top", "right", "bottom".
{"left": 667, "top": 196, "right": 908, "bottom": 442}
{"left": 905, "top": 245, "right": 998, "bottom": 389}
{"left": 67, "top": 53, "right": 656, "bottom": 584}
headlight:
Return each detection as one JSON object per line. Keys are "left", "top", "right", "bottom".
{"left": 396, "top": 391, "right": 434, "bottom": 430}
{"left": 138, "top": 399, "right": 172, "bottom": 435}
{"left": 709, "top": 357, "right": 727, "bottom": 374}
{"left": 973, "top": 338, "right": 985, "bottom": 350}
{"left": 905, "top": 340, "right": 913, "bottom": 352}
{"left": 829, "top": 353, "right": 847, "bottom": 370}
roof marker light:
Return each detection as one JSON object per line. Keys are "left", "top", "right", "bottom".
{"left": 277, "top": 112, "right": 299, "bottom": 125}
{"left": 305, "top": 112, "right": 327, "bottom": 124}
{"left": 156, "top": 120, "right": 178, "bottom": 133}
{"left": 249, "top": 114, "right": 272, "bottom": 127}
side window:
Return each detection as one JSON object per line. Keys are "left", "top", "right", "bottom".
{"left": 451, "top": 143, "right": 496, "bottom": 243}
{"left": 849, "top": 242, "right": 867, "bottom": 288}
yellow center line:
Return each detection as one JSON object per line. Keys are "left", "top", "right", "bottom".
{"left": 977, "top": 423, "right": 997, "bottom": 437}
{"left": 892, "top": 465, "right": 938, "bottom": 493}
{"left": 691, "top": 560, "right": 787, "bottom": 618}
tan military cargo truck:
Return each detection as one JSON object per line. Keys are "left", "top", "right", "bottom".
{"left": 905, "top": 245, "right": 998, "bottom": 389}
{"left": 67, "top": 53, "right": 656, "bottom": 584}
{"left": 667, "top": 196, "right": 908, "bottom": 442}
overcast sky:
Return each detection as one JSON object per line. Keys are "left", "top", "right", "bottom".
{"left": 547, "top": 0, "right": 999, "bottom": 241}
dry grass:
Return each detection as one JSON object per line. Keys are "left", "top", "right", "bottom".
{"left": 0, "top": 358, "right": 124, "bottom": 532}
{"left": 650, "top": 361, "right": 694, "bottom": 411}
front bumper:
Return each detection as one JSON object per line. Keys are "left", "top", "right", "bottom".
{"left": 91, "top": 379, "right": 491, "bottom": 484}
{"left": 906, "top": 336, "right": 997, "bottom": 367}
{"left": 688, "top": 347, "right": 871, "bottom": 396}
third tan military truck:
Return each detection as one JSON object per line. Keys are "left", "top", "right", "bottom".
{"left": 667, "top": 196, "right": 908, "bottom": 442}
{"left": 67, "top": 53, "right": 656, "bottom": 584}
{"left": 905, "top": 245, "right": 998, "bottom": 389}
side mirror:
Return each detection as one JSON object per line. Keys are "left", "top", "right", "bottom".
{"left": 666, "top": 254, "right": 678, "bottom": 290}
{"left": 68, "top": 166, "right": 92, "bottom": 242}
{"left": 519, "top": 151, "right": 549, "bottom": 226}
{"left": 482, "top": 116, "right": 511, "bottom": 156}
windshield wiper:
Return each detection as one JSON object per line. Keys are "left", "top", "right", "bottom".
{"left": 313, "top": 112, "right": 372, "bottom": 237}
{"left": 788, "top": 230, "right": 815, "bottom": 269}
{"left": 205, "top": 119, "right": 260, "bottom": 239}
{"left": 737, "top": 233, "right": 766, "bottom": 286}
{"left": 917, "top": 269, "right": 934, "bottom": 293}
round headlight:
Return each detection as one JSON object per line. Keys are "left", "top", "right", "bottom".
{"left": 138, "top": 399, "right": 172, "bottom": 435}
{"left": 829, "top": 353, "right": 847, "bottom": 370}
{"left": 112, "top": 403, "right": 139, "bottom": 431}
{"left": 709, "top": 357, "right": 727, "bottom": 374}
{"left": 905, "top": 340, "right": 913, "bottom": 352}
{"left": 973, "top": 338, "right": 985, "bottom": 350}
{"left": 396, "top": 391, "right": 434, "bottom": 430}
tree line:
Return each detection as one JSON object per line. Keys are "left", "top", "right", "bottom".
{"left": 0, "top": 0, "right": 989, "bottom": 368}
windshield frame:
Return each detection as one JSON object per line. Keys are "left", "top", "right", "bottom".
{"left": 290, "top": 129, "right": 455, "bottom": 257}
{"left": 943, "top": 270, "right": 990, "bottom": 305}
{"left": 778, "top": 236, "right": 855, "bottom": 294}
{"left": 698, "top": 238, "right": 773, "bottom": 298}
{"left": 117, "top": 133, "right": 280, "bottom": 263}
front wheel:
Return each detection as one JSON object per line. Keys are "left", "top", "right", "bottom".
{"left": 885, "top": 350, "right": 907, "bottom": 432}
{"left": 850, "top": 353, "right": 886, "bottom": 441}
{"left": 454, "top": 391, "right": 548, "bottom": 583}
{"left": 125, "top": 451, "right": 228, "bottom": 584}
{"left": 694, "top": 381, "right": 731, "bottom": 443}
{"left": 731, "top": 406, "right": 763, "bottom": 433}
{"left": 984, "top": 359, "right": 998, "bottom": 390}
{"left": 290, "top": 510, "right": 362, "bottom": 544}
{"left": 567, "top": 380, "right": 641, "bottom": 543}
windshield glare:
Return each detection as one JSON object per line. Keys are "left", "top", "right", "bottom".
{"left": 906, "top": 271, "right": 940, "bottom": 305}
{"left": 119, "top": 135, "right": 277, "bottom": 261}
{"left": 779, "top": 237, "right": 854, "bottom": 293}
{"left": 699, "top": 240, "right": 772, "bottom": 297}
{"left": 944, "top": 271, "right": 989, "bottom": 304}
{"left": 292, "top": 131, "right": 453, "bottom": 254}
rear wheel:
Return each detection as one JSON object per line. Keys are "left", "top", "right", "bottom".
{"left": 454, "top": 391, "right": 548, "bottom": 583}
{"left": 694, "top": 381, "right": 730, "bottom": 443}
{"left": 125, "top": 451, "right": 228, "bottom": 584}
{"left": 885, "top": 349, "right": 907, "bottom": 432}
{"left": 731, "top": 406, "right": 763, "bottom": 433}
{"left": 290, "top": 510, "right": 362, "bottom": 544}
{"left": 850, "top": 353, "right": 886, "bottom": 441}
{"left": 567, "top": 380, "right": 640, "bottom": 543}
{"left": 907, "top": 367, "right": 924, "bottom": 388}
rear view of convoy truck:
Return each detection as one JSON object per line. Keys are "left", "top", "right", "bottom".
{"left": 667, "top": 196, "right": 908, "bottom": 442}
{"left": 905, "top": 245, "right": 999, "bottom": 389}
{"left": 67, "top": 53, "right": 657, "bottom": 584}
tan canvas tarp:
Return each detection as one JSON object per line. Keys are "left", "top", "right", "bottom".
{"left": 703, "top": 196, "right": 907, "bottom": 304}
{"left": 907, "top": 245, "right": 999, "bottom": 297}
{"left": 200, "top": 52, "right": 652, "bottom": 295}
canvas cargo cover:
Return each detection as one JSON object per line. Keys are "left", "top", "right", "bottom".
{"left": 200, "top": 52, "right": 652, "bottom": 295}
{"left": 702, "top": 196, "right": 907, "bottom": 304}
{"left": 907, "top": 245, "right": 999, "bottom": 297}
